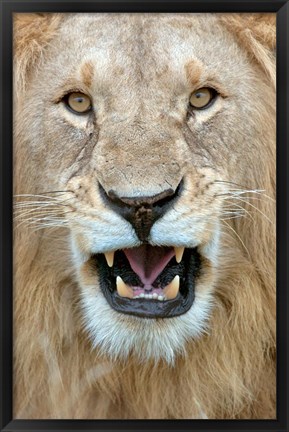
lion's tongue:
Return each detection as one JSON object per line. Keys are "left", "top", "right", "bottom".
{"left": 123, "top": 245, "right": 175, "bottom": 286}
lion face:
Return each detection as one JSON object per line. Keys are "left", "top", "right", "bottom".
{"left": 15, "top": 14, "right": 275, "bottom": 363}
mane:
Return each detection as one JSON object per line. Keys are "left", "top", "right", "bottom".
{"left": 13, "top": 13, "right": 276, "bottom": 419}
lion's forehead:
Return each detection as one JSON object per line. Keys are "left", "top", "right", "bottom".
{"left": 45, "top": 13, "right": 248, "bottom": 96}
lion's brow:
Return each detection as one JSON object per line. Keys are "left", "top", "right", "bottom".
{"left": 81, "top": 61, "right": 94, "bottom": 88}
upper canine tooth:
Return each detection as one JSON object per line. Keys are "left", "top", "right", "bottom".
{"left": 116, "top": 276, "right": 133, "bottom": 298}
{"left": 174, "top": 247, "right": 185, "bottom": 263}
{"left": 164, "top": 275, "right": 180, "bottom": 300}
{"left": 104, "top": 251, "right": 115, "bottom": 267}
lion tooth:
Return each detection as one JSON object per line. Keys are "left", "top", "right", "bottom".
{"left": 104, "top": 251, "right": 115, "bottom": 267}
{"left": 174, "top": 247, "right": 185, "bottom": 263}
{"left": 164, "top": 275, "right": 180, "bottom": 300}
{"left": 116, "top": 276, "right": 133, "bottom": 298}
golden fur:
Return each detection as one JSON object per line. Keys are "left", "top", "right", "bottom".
{"left": 13, "top": 13, "right": 276, "bottom": 419}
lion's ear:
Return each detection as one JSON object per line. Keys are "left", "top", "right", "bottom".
{"left": 220, "top": 13, "right": 276, "bottom": 87}
{"left": 14, "top": 13, "right": 62, "bottom": 94}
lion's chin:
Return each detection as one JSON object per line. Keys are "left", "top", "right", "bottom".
{"left": 87, "top": 246, "right": 202, "bottom": 318}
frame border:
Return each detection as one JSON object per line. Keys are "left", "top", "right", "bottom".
{"left": 1, "top": 1, "right": 288, "bottom": 431}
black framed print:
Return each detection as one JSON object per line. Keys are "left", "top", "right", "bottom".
{"left": 1, "top": 1, "right": 288, "bottom": 431}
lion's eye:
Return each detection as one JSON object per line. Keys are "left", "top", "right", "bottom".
{"left": 65, "top": 92, "right": 92, "bottom": 114}
{"left": 189, "top": 87, "right": 215, "bottom": 109}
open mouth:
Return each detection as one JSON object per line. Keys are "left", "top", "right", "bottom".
{"left": 92, "top": 245, "right": 202, "bottom": 318}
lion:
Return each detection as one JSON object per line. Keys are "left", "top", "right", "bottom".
{"left": 13, "top": 13, "right": 276, "bottom": 419}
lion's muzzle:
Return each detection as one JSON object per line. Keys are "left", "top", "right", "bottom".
{"left": 77, "top": 177, "right": 205, "bottom": 318}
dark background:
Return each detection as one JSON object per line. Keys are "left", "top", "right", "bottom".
{"left": 0, "top": 1, "right": 288, "bottom": 431}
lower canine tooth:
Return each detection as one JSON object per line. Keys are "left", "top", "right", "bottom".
{"left": 116, "top": 276, "right": 133, "bottom": 298}
{"left": 164, "top": 275, "right": 180, "bottom": 300}
{"left": 104, "top": 251, "right": 115, "bottom": 267}
{"left": 174, "top": 247, "right": 185, "bottom": 263}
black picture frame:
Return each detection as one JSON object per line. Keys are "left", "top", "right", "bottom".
{"left": 0, "top": 1, "right": 288, "bottom": 431}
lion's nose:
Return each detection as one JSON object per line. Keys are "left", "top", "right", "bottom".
{"left": 99, "top": 181, "right": 183, "bottom": 241}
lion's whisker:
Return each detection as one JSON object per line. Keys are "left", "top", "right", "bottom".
{"left": 227, "top": 197, "right": 274, "bottom": 225}
{"left": 15, "top": 199, "right": 73, "bottom": 206}
{"left": 35, "top": 190, "right": 74, "bottom": 195}
{"left": 222, "top": 220, "right": 251, "bottom": 259}
{"left": 14, "top": 193, "right": 72, "bottom": 200}
{"left": 222, "top": 202, "right": 254, "bottom": 221}
{"left": 14, "top": 209, "right": 71, "bottom": 221}
{"left": 214, "top": 180, "right": 273, "bottom": 196}
{"left": 221, "top": 215, "right": 245, "bottom": 221}
{"left": 226, "top": 189, "right": 275, "bottom": 202}
{"left": 14, "top": 204, "right": 70, "bottom": 212}
{"left": 214, "top": 179, "right": 250, "bottom": 188}
{"left": 14, "top": 220, "right": 67, "bottom": 230}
